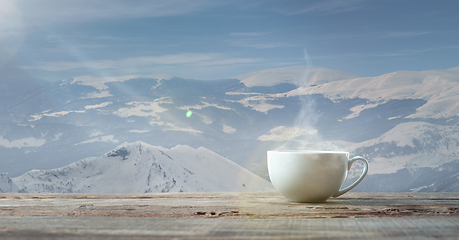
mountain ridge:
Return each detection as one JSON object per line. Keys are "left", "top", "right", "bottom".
{"left": 1, "top": 141, "right": 274, "bottom": 193}
{"left": 235, "top": 66, "right": 361, "bottom": 87}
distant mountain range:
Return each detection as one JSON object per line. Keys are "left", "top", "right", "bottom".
{"left": 1, "top": 66, "right": 458, "bottom": 192}
{"left": 0, "top": 141, "right": 273, "bottom": 193}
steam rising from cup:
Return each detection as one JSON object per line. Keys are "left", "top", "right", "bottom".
{"left": 277, "top": 49, "right": 336, "bottom": 151}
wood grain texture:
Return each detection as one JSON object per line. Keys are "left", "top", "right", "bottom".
{"left": 1, "top": 192, "right": 459, "bottom": 239}
{"left": 1, "top": 192, "right": 458, "bottom": 218}
{"left": 0, "top": 216, "right": 458, "bottom": 239}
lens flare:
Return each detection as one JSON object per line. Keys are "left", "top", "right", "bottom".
{"left": 186, "top": 110, "right": 193, "bottom": 117}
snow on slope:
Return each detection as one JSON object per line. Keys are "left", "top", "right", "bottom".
{"left": 235, "top": 66, "right": 360, "bottom": 87}
{"left": 279, "top": 121, "right": 459, "bottom": 178}
{"left": 347, "top": 122, "right": 459, "bottom": 175}
{"left": 9, "top": 141, "right": 274, "bottom": 193}
{"left": 0, "top": 173, "right": 16, "bottom": 193}
{"left": 71, "top": 74, "right": 173, "bottom": 91}
{"left": 239, "top": 66, "right": 459, "bottom": 119}
{"left": 283, "top": 67, "right": 459, "bottom": 119}
{"left": 70, "top": 74, "right": 172, "bottom": 99}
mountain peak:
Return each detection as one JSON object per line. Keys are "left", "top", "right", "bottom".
{"left": 6, "top": 142, "right": 273, "bottom": 193}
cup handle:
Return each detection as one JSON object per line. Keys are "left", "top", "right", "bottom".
{"left": 332, "top": 156, "right": 369, "bottom": 198}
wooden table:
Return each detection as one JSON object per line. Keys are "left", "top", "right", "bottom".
{"left": 1, "top": 192, "right": 458, "bottom": 239}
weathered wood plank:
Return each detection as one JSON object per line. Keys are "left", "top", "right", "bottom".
{"left": 0, "top": 216, "right": 458, "bottom": 239}
{"left": 1, "top": 192, "right": 458, "bottom": 218}
{"left": 1, "top": 193, "right": 459, "bottom": 239}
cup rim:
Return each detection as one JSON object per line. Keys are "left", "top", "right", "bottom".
{"left": 268, "top": 150, "right": 348, "bottom": 154}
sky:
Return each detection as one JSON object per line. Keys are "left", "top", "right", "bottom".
{"left": 1, "top": 0, "right": 459, "bottom": 81}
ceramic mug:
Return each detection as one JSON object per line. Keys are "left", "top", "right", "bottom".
{"left": 267, "top": 150, "right": 369, "bottom": 203}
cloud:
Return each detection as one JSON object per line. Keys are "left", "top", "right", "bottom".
{"left": 195, "top": 57, "right": 262, "bottom": 66}
{"left": 22, "top": 53, "right": 263, "bottom": 72}
{"left": 312, "top": 45, "right": 459, "bottom": 60}
{"left": 13, "top": 0, "right": 219, "bottom": 27}
{"left": 227, "top": 39, "right": 295, "bottom": 49}
{"left": 229, "top": 32, "right": 269, "bottom": 37}
{"left": 300, "top": 30, "right": 432, "bottom": 44}
{"left": 227, "top": 32, "right": 295, "bottom": 49}
{"left": 381, "top": 31, "right": 432, "bottom": 39}
{"left": 371, "top": 46, "right": 459, "bottom": 57}
{"left": 286, "top": 0, "right": 365, "bottom": 15}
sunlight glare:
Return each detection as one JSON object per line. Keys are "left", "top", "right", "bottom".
{"left": 0, "top": 0, "right": 24, "bottom": 66}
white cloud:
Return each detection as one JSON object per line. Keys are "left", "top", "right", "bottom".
{"left": 226, "top": 31, "right": 295, "bottom": 49}
{"left": 26, "top": 53, "right": 214, "bottom": 71}
{"left": 195, "top": 57, "right": 263, "bottom": 66}
{"left": 303, "top": 30, "right": 431, "bottom": 43}
{"left": 23, "top": 53, "right": 263, "bottom": 72}
{"left": 14, "top": 0, "right": 219, "bottom": 27}
{"left": 227, "top": 39, "right": 295, "bottom": 49}
{"left": 311, "top": 45, "right": 459, "bottom": 60}
{"left": 286, "top": 0, "right": 365, "bottom": 15}
{"left": 229, "top": 32, "right": 269, "bottom": 37}
{"left": 381, "top": 31, "right": 432, "bottom": 39}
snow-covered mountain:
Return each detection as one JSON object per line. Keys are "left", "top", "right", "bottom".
{"left": 1, "top": 66, "right": 458, "bottom": 192}
{"left": 302, "top": 121, "right": 459, "bottom": 192}
{"left": 0, "top": 141, "right": 274, "bottom": 193}
{"left": 235, "top": 66, "right": 459, "bottom": 192}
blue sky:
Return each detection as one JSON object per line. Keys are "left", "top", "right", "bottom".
{"left": 1, "top": 0, "right": 459, "bottom": 81}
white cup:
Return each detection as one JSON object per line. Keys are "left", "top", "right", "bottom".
{"left": 267, "top": 150, "right": 369, "bottom": 203}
